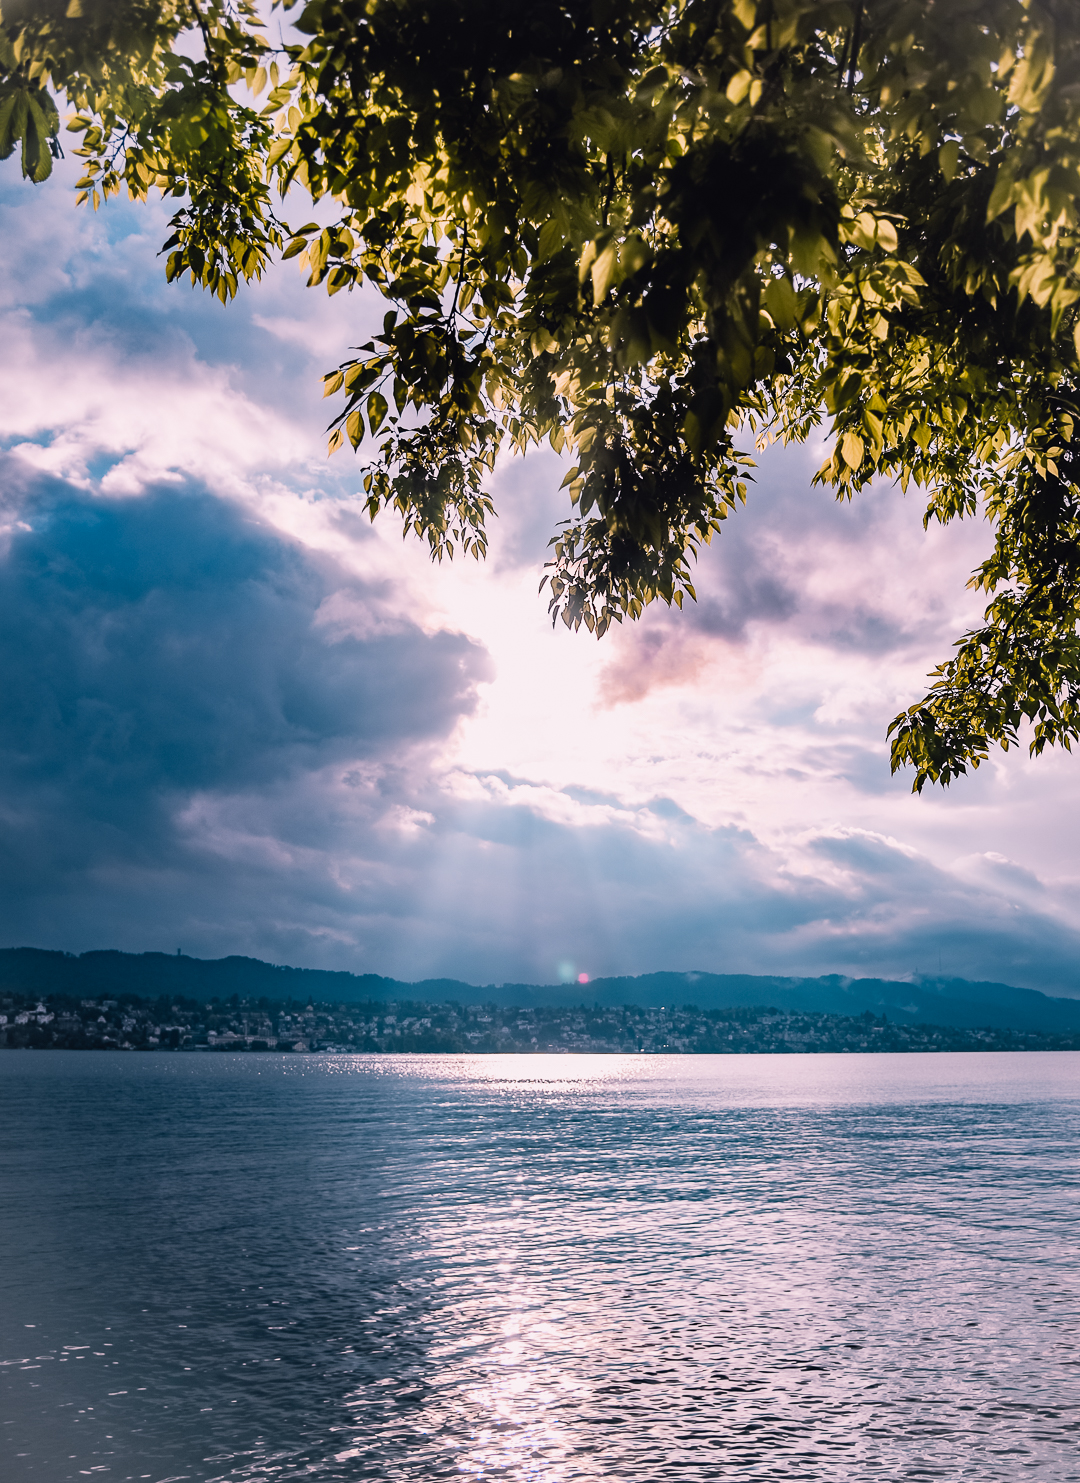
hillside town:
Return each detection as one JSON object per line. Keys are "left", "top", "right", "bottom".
{"left": 1, "top": 989, "right": 1078, "bottom": 1055}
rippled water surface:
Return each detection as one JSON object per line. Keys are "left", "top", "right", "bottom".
{"left": 2, "top": 1051, "right": 1079, "bottom": 1481}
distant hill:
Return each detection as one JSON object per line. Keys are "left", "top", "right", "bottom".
{"left": 2, "top": 948, "right": 1079, "bottom": 1036}
{"left": 564, "top": 970, "right": 1080, "bottom": 1035}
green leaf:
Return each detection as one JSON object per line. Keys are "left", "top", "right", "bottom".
{"left": 875, "top": 218, "right": 898, "bottom": 253}
{"left": 266, "top": 136, "right": 292, "bottom": 168}
{"left": 848, "top": 213, "right": 878, "bottom": 251}
{"left": 537, "top": 218, "right": 564, "bottom": 260}
{"left": 938, "top": 140, "right": 960, "bottom": 183}
{"left": 985, "top": 169, "right": 1016, "bottom": 223}
{"left": 367, "top": 391, "right": 389, "bottom": 434}
{"left": 726, "top": 69, "right": 753, "bottom": 104}
{"left": 765, "top": 276, "right": 797, "bottom": 330}
{"left": 591, "top": 241, "right": 620, "bottom": 303}
{"left": 841, "top": 431, "right": 864, "bottom": 469}
{"left": 0, "top": 92, "right": 18, "bottom": 161}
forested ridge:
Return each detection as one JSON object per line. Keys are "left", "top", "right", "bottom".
{"left": 3, "top": 947, "right": 1080, "bottom": 1039}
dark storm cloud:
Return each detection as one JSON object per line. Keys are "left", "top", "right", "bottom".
{"left": 0, "top": 464, "right": 490, "bottom": 918}
{"left": 780, "top": 827, "right": 1080, "bottom": 992}
{"left": 690, "top": 577, "right": 797, "bottom": 639}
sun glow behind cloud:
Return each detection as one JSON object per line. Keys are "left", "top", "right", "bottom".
{"left": 3, "top": 159, "right": 1080, "bottom": 994}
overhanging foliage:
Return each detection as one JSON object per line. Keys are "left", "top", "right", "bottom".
{"left": 3, "top": 0, "right": 1080, "bottom": 790}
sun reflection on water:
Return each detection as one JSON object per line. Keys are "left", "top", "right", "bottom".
{"left": 425, "top": 1219, "right": 583, "bottom": 1480}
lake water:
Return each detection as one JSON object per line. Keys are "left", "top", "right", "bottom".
{"left": 2, "top": 1051, "right": 1079, "bottom": 1482}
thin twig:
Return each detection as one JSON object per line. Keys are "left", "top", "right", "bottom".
{"left": 847, "top": 2, "right": 863, "bottom": 93}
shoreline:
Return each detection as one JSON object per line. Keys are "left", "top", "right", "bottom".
{"left": 3, "top": 986, "right": 1079, "bottom": 1057}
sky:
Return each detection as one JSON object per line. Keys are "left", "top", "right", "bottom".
{"left": 4, "top": 154, "right": 1080, "bottom": 996}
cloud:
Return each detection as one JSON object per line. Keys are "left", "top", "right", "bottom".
{"left": 593, "top": 438, "right": 992, "bottom": 714}
{"left": 0, "top": 466, "right": 490, "bottom": 948}
{"left": 4, "top": 160, "right": 1080, "bottom": 997}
